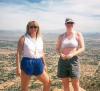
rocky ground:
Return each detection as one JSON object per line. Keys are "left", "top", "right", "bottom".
{"left": 0, "top": 34, "right": 100, "bottom": 91}
{"left": 0, "top": 48, "right": 100, "bottom": 91}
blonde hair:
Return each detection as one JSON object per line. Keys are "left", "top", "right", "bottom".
{"left": 26, "top": 21, "right": 41, "bottom": 38}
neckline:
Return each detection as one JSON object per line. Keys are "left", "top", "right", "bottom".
{"left": 27, "top": 33, "right": 37, "bottom": 39}
{"left": 64, "top": 32, "right": 76, "bottom": 40}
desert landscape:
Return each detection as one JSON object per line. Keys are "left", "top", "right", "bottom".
{"left": 0, "top": 31, "right": 100, "bottom": 91}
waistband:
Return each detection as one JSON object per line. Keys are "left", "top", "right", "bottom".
{"left": 60, "top": 56, "right": 78, "bottom": 61}
{"left": 22, "top": 57, "right": 42, "bottom": 61}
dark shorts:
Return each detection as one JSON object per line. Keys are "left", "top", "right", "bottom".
{"left": 57, "top": 56, "right": 80, "bottom": 79}
{"left": 21, "top": 57, "right": 44, "bottom": 76}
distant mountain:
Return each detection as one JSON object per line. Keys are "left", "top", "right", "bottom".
{"left": 0, "top": 30, "right": 25, "bottom": 41}
{"left": 83, "top": 32, "right": 100, "bottom": 39}
{"left": 0, "top": 30, "right": 100, "bottom": 41}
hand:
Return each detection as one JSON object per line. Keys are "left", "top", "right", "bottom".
{"left": 16, "top": 67, "right": 21, "bottom": 77}
{"left": 44, "top": 65, "right": 47, "bottom": 72}
{"left": 60, "top": 53, "right": 67, "bottom": 60}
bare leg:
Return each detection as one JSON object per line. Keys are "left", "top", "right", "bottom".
{"left": 62, "top": 78, "right": 70, "bottom": 91}
{"left": 72, "top": 79, "right": 80, "bottom": 91}
{"left": 37, "top": 71, "right": 50, "bottom": 91}
{"left": 21, "top": 70, "right": 31, "bottom": 91}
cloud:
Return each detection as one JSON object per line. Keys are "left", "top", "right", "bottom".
{"left": 0, "top": 0, "right": 100, "bottom": 33}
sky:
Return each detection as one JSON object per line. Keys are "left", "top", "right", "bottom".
{"left": 0, "top": 0, "right": 100, "bottom": 33}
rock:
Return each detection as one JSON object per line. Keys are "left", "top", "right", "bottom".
{"left": 0, "top": 77, "right": 20, "bottom": 90}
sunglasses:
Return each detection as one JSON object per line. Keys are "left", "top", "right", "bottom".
{"left": 66, "top": 22, "right": 74, "bottom": 24}
{"left": 29, "top": 26, "right": 38, "bottom": 29}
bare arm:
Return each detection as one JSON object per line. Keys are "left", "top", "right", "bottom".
{"left": 42, "top": 49, "right": 46, "bottom": 65}
{"left": 73, "top": 32, "right": 85, "bottom": 56}
{"left": 56, "top": 34, "right": 68, "bottom": 59}
{"left": 56, "top": 35, "right": 62, "bottom": 54}
{"left": 16, "top": 36, "right": 24, "bottom": 76}
{"left": 42, "top": 49, "right": 48, "bottom": 72}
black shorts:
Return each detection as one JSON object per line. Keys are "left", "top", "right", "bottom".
{"left": 57, "top": 56, "right": 80, "bottom": 79}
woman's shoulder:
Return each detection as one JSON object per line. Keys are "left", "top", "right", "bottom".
{"left": 76, "top": 32, "right": 83, "bottom": 37}
{"left": 37, "top": 36, "right": 43, "bottom": 43}
{"left": 76, "top": 32, "right": 84, "bottom": 41}
{"left": 58, "top": 33, "right": 65, "bottom": 39}
{"left": 18, "top": 35, "right": 25, "bottom": 43}
{"left": 37, "top": 35, "right": 43, "bottom": 39}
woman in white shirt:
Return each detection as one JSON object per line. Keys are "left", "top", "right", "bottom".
{"left": 16, "top": 21, "right": 50, "bottom": 91}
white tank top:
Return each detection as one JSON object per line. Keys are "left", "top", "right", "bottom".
{"left": 61, "top": 33, "right": 78, "bottom": 49}
{"left": 23, "top": 34, "right": 43, "bottom": 58}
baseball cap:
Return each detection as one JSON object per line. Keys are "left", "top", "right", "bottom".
{"left": 65, "top": 18, "right": 74, "bottom": 24}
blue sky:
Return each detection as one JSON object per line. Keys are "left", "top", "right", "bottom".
{"left": 0, "top": 0, "right": 100, "bottom": 33}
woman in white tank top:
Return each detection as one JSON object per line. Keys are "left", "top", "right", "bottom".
{"left": 56, "top": 18, "right": 85, "bottom": 91}
{"left": 16, "top": 21, "right": 50, "bottom": 91}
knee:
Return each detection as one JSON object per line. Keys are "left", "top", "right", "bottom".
{"left": 62, "top": 80, "right": 70, "bottom": 86}
{"left": 72, "top": 82, "right": 79, "bottom": 88}
{"left": 21, "top": 81, "right": 29, "bottom": 91}
{"left": 47, "top": 79, "right": 51, "bottom": 86}
{"left": 72, "top": 82, "right": 80, "bottom": 91}
{"left": 21, "top": 87, "right": 28, "bottom": 91}
{"left": 43, "top": 79, "right": 51, "bottom": 86}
